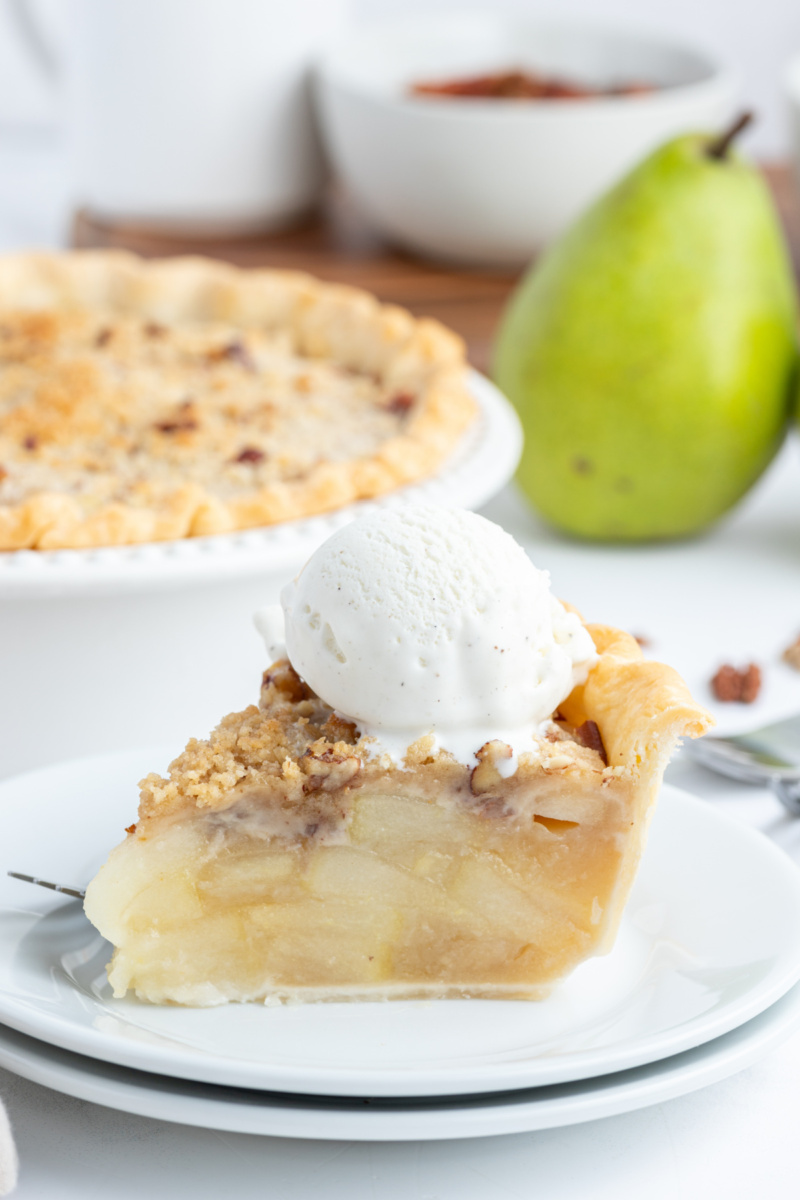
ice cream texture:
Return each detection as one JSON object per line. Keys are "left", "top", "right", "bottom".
{"left": 255, "top": 505, "right": 597, "bottom": 770}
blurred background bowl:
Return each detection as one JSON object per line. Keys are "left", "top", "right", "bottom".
{"left": 785, "top": 53, "right": 800, "bottom": 194}
{"left": 317, "top": 13, "right": 737, "bottom": 266}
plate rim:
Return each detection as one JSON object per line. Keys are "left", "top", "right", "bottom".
{"left": 2, "top": 752, "right": 800, "bottom": 1098}
{"left": 1, "top": 980, "right": 799, "bottom": 1141}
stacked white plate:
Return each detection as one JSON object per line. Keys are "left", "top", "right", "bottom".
{"left": 2, "top": 749, "right": 800, "bottom": 1141}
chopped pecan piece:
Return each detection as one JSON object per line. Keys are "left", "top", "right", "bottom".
{"left": 125, "top": 823, "right": 137, "bottom": 835}
{"left": 711, "top": 663, "right": 761, "bottom": 703}
{"left": 95, "top": 327, "right": 113, "bottom": 348}
{"left": 300, "top": 747, "right": 361, "bottom": 793}
{"left": 322, "top": 712, "right": 359, "bottom": 744}
{"left": 385, "top": 392, "right": 415, "bottom": 415}
{"left": 470, "top": 740, "right": 513, "bottom": 795}
{"left": 143, "top": 321, "right": 166, "bottom": 338}
{"left": 208, "top": 340, "right": 256, "bottom": 371}
{"left": 575, "top": 719, "right": 608, "bottom": 765}
{"left": 22, "top": 435, "right": 38, "bottom": 451}
{"left": 261, "top": 660, "right": 313, "bottom": 704}
{"left": 783, "top": 637, "right": 800, "bottom": 672}
{"left": 154, "top": 417, "right": 198, "bottom": 434}
{"left": 234, "top": 446, "right": 266, "bottom": 464}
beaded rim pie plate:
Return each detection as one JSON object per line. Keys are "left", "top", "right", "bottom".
{"left": 0, "top": 370, "right": 521, "bottom": 596}
{"left": 0, "top": 251, "right": 476, "bottom": 551}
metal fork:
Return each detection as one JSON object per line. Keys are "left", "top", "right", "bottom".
{"left": 686, "top": 715, "right": 800, "bottom": 816}
{"left": 6, "top": 872, "right": 85, "bottom": 899}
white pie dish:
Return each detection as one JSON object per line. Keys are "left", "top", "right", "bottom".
{"left": 2, "top": 753, "right": 799, "bottom": 1099}
{"left": 0, "top": 371, "right": 519, "bottom": 781}
{"left": 316, "top": 14, "right": 737, "bottom": 265}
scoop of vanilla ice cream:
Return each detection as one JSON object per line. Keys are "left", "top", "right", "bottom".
{"left": 259, "top": 505, "right": 597, "bottom": 770}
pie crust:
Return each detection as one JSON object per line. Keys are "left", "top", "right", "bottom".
{"left": 0, "top": 251, "right": 475, "bottom": 549}
{"left": 84, "top": 625, "right": 713, "bottom": 1005}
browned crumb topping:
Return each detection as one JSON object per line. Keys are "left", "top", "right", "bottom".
{"left": 0, "top": 309, "right": 418, "bottom": 511}
{"left": 137, "top": 661, "right": 609, "bottom": 824}
{"left": 783, "top": 637, "right": 800, "bottom": 671}
{"left": 711, "top": 663, "right": 762, "bottom": 704}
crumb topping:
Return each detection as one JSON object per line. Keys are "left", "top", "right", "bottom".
{"left": 0, "top": 252, "right": 476, "bottom": 548}
{"left": 138, "top": 661, "right": 610, "bottom": 824}
{"left": 0, "top": 311, "right": 418, "bottom": 508}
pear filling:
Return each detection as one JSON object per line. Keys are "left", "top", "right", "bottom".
{"left": 90, "top": 784, "right": 629, "bottom": 1006}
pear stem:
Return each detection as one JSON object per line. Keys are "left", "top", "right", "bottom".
{"left": 706, "top": 111, "right": 755, "bottom": 160}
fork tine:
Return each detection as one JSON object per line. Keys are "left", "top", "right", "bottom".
{"left": 7, "top": 872, "right": 86, "bottom": 900}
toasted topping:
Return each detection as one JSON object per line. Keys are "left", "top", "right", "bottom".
{"left": 300, "top": 745, "right": 362, "bottom": 794}
{"left": 154, "top": 417, "right": 199, "bottom": 434}
{"left": 384, "top": 392, "right": 415, "bottom": 414}
{"left": 0, "top": 284, "right": 473, "bottom": 549}
{"left": 137, "top": 655, "right": 631, "bottom": 822}
{"left": 711, "top": 663, "right": 762, "bottom": 704}
{"left": 234, "top": 446, "right": 266, "bottom": 464}
{"left": 261, "top": 660, "right": 314, "bottom": 705}
{"left": 574, "top": 719, "right": 608, "bottom": 765}
{"left": 207, "top": 340, "right": 256, "bottom": 371}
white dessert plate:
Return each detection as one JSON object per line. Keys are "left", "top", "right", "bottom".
{"left": 2, "top": 749, "right": 800, "bottom": 1099}
{"left": 1, "top": 982, "right": 799, "bottom": 1141}
{"left": 0, "top": 371, "right": 521, "bottom": 598}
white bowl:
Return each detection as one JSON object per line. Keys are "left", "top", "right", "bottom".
{"left": 316, "top": 14, "right": 737, "bottom": 265}
{"left": 784, "top": 55, "right": 800, "bottom": 191}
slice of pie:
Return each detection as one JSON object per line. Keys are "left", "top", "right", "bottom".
{"left": 0, "top": 251, "right": 474, "bottom": 549}
{"left": 84, "top": 633, "right": 712, "bottom": 1005}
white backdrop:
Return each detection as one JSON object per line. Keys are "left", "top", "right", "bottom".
{"left": 0, "top": 0, "right": 798, "bottom": 158}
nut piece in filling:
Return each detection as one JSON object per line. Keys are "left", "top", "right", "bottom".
{"left": 84, "top": 507, "right": 713, "bottom": 1005}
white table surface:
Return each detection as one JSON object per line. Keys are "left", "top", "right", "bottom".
{"left": 3, "top": 129, "right": 800, "bottom": 1199}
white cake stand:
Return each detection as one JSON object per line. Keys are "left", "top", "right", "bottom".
{"left": 0, "top": 373, "right": 521, "bottom": 779}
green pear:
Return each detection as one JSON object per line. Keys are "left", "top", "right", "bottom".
{"left": 493, "top": 117, "right": 799, "bottom": 540}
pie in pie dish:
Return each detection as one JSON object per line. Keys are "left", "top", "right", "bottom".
{"left": 84, "top": 508, "right": 713, "bottom": 1005}
{"left": 0, "top": 251, "right": 475, "bottom": 549}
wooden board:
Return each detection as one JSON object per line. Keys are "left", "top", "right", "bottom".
{"left": 72, "top": 165, "right": 800, "bottom": 376}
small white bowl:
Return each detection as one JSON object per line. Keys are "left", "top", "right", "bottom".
{"left": 316, "top": 14, "right": 737, "bottom": 265}
{"left": 784, "top": 55, "right": 800, "bottom": 190}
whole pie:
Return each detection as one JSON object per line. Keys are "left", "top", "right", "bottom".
{"left": 84, "top": 628, "right": 712, "bottom": 1005}
{"left": 0, "top": 252, "right": 475, "bottom": 549}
